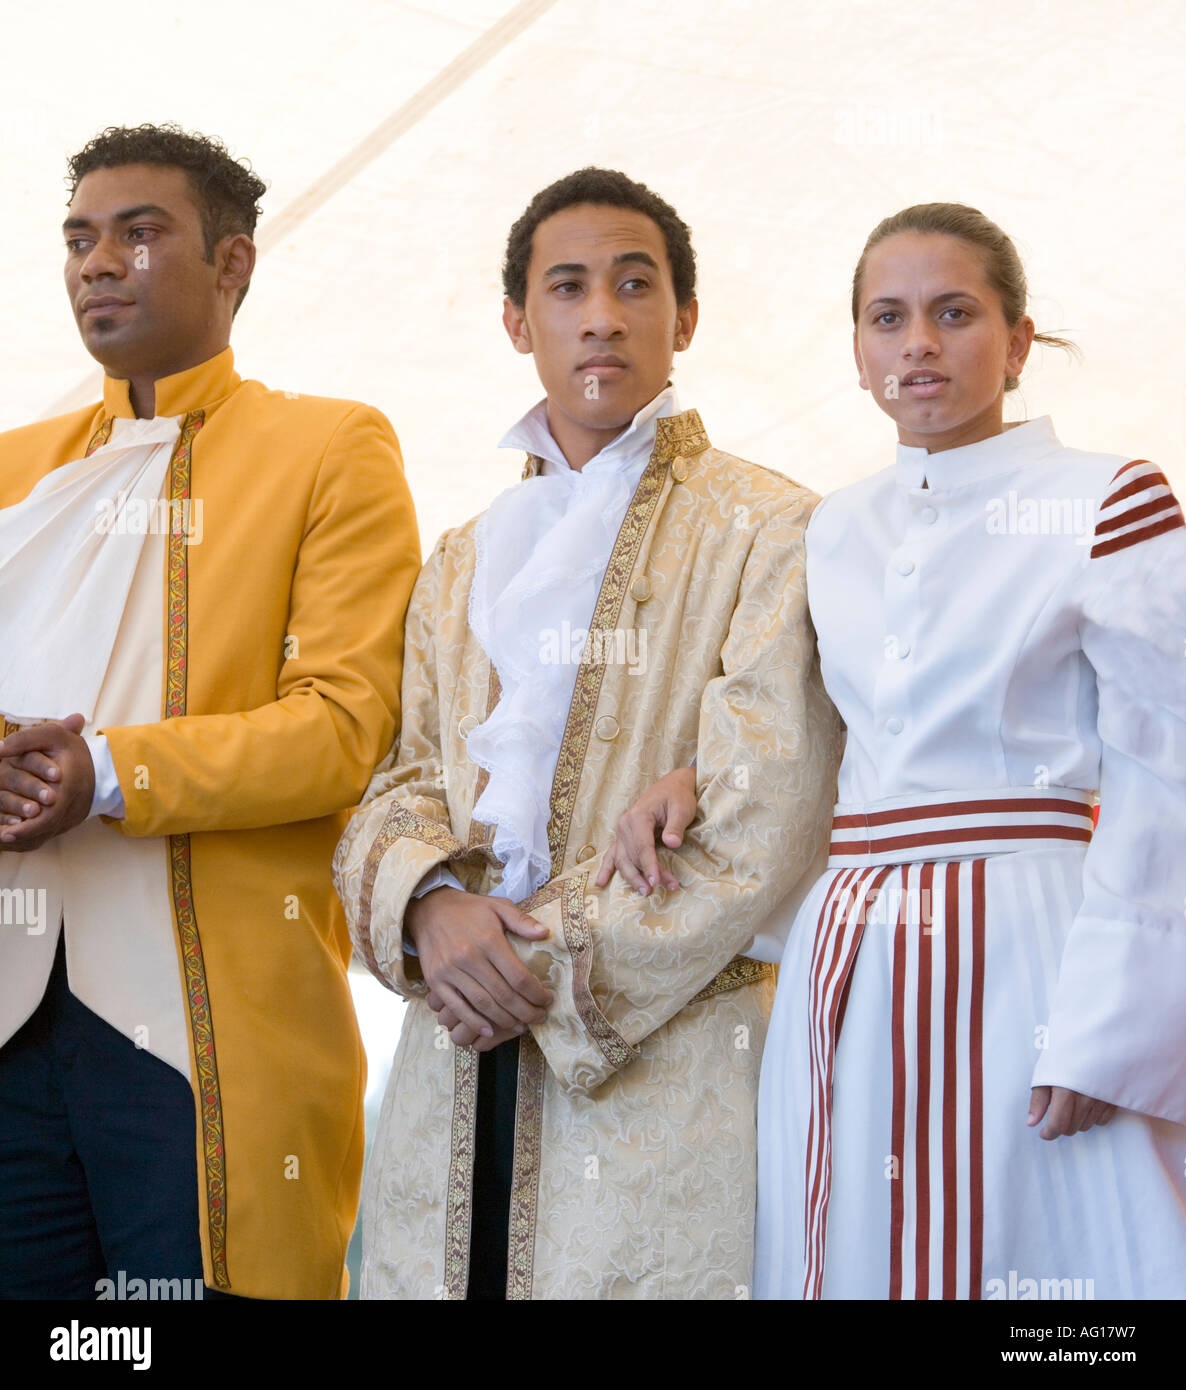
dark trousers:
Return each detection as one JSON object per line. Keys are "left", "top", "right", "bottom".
{"left": 466, "top": 1036, "right": 519, "bottom": 1301}
{"left": 0, "top": 931, "right": 231, "bottom": 1300}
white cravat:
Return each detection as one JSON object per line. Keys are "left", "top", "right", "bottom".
{"left": 0, "top": 412, "right": 188, "bottom": 1075}
{"left": 0, "top": 414, "right": 181, "bottom": 726}
{"left": 459, "top": 386, "right": 679, "bottom": 903}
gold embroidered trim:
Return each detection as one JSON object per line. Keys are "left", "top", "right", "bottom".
{"left": 443, "top": 1046, "right": 479, "bottom": 1299}
{"left": 85, "top": 418, "right": 113, "bottom": 456}
{"left": 505, "top": 1035, "right": 546, "bottom": 1300}
{"left": 160, "top": 411, "right": 233, "bottom": 1290}
{"left": 519, "top": 876, "right": 639, "bottom": 1073}
{"left": 466, "top": 664, "right": 501, "bottom": 849}
{"left": 689, "top": 955, "right": 773, "bottom": 1004}
{"left": 494, "top": 410, "right": 710, "bottom": 1305}
{"left": 545, "top": 410, "right": 710, "bottom": 874}
{"left": 653, "top": 408, "right": 710, "bottom": 462}
{"left": 356, "top": 804, "right": 464, "bottom": 985}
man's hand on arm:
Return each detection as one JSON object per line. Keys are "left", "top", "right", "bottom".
{"left": 0, "top": 714, "right": 93, "bottom": 850}
{"left": 406, "top": 886, "right": 554, "bottom": 1052}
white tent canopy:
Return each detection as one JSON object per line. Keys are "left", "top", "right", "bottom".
{"left": 6, "top": 0, "right": 1184, "bottom": 550}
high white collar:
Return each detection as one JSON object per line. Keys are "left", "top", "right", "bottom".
{"left": 895, "top": 415, "right": 1063, "bottom": 491}
{"left": 499, "top": 385, "right": 680, "bottom": 478}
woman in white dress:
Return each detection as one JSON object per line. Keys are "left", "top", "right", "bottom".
{"left": 601, "top": 203, "right": 1186, "bottom": 1299}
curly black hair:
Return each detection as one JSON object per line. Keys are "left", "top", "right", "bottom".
{"left": 502, "top": 168, "right": 696, "bottom": 308}
{"left": 67, "top": 124, "right": 267, "bottom": 310}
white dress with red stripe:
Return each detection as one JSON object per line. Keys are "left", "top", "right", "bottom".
{"left": 755, "top": 417, "right": 1186, "bottom": 1300}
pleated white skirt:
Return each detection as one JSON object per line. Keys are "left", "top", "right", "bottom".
{"left": 755, "top": 845, "right": 1186, "bottom": 1299}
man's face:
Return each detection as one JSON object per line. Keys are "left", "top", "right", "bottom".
{"left": 63, "top": 164, "right": 230, "bottom": 380}
{"left": 503, "top": 203, "right": 697, "bottom": 444}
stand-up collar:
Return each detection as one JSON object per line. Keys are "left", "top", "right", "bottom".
{"left": 502, "top": 385, "right": 680, "bottom": 479}
{"left": 895, "top": 416, "right": 1063, "bottom": 491}
{"left": 101, "top": 346, "right": 240, "bottom": 420}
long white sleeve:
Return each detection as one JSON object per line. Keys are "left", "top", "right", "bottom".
{"left": 1033, "top": 461, "right": 1186, "bottom": 1123}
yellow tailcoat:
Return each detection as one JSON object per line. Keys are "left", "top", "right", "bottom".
{"left": 334, "top": 411, "right": 844, "bottom": 1299}
{"left": 0, "top": 349, "right": 420, "bottom": 1298}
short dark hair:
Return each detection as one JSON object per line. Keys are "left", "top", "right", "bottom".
{"left": 67, "top": 123, "right": 267, "bottom": 312}
{"left": 502, "top": 167, "right": 696, "bottom": 308}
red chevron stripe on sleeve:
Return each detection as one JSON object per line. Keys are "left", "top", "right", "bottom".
{"left": 1090, "top": 459, "right": 1184, "bottom": 559}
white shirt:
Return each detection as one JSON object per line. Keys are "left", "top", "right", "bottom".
{"left": 412, "top": 385, "right": 680, "bottom": 910}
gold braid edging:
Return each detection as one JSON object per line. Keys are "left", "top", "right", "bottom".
{"left": 443, "top": 1046, "right": 479, "bottom": 1299}
{"left": 518, "top": 876, "right": 639, "bottom": 1073}
{"left": 505, "top": 1035, "right": 546, "bottom": 1301}
{"left": 161, "top": 411, "right": 233, "bottom": 1290}
{"left": 689, "top": 956, "right": 774, "bottom": 1004}
{"left": 356, "top": 805, "right": 463, "bottom": 988}
{"left": 544, "top": 418, "right": 708, "bottom": 874}
{"left": 85, "top": 418, "right": 113, "bottom": 456}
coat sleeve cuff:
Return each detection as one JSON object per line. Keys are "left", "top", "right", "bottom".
{"left": 513, "top": 874, "right": 640, "bottom": 1097}
{"left": 336, "top": 802, "right": 464, "bottom": 999}
{"left": 1032, "top": 915, "right": 1186, "bottom": 1124}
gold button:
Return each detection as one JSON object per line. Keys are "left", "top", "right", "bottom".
{"left": 670, "top": 455, "right": 689, "bottom": 483}
{"left": 576, "top": 844, "right": 597, "bottom": 864}
{"left": 458, "top": 714, "right": 478, "bottom": 737}
{"left": 595, "top": 715, "right": 620, "bottom": 742}
{"left": 630, "top": 575, "right": 652, "bottom": 602}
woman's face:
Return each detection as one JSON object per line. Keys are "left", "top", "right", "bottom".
{"left": 853, "top": 231, "right": 1034, "bottom": 452}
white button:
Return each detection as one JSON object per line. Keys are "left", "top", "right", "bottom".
{"left": 886, "top": 716, "right": 904, "bottom": 735}
{"left": 896, "top": 558, "right": 915, "bottom": 576}
{"left": 898, "top": 643, "right": 911, "bottom": 659}
{"left": 919, "top": 506, "right": 937, "bottom": 524}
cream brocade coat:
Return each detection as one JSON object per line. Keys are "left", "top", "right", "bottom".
{"left": 333, "top": 410, "right": 843, "bottom": 1300}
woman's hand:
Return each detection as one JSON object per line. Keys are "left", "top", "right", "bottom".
{"left": 595, "top": 765, "right": 699, "bottom": 896}
{"left": 1028, "top": 1085, "right": 1116, "bottom": 1139}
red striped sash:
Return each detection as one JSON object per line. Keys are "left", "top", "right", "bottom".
{"left": 804, "top": 791, "right": 1086, "bottom": 1298}
{"left": 828, "top": 788, "right": 1094, "bottom": 866}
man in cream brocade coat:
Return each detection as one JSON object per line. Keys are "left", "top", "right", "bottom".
{"left": 335, "top": 410, "right": 842, "bottom": 1299}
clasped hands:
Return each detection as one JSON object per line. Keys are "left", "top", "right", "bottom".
{"left": 406, "top": 886, "right": 555, "bottom": 1051}
{"left": 591, "top": 763, "right": 1117, "bottom": 1143}
{"left": 0, "top": 713, "right": 95, "bottom": 851}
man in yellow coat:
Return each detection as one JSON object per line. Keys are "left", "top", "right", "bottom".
{"left": 0, "top": 125, "right": 419, "bottom": 1299}
{"left": 334, "top": 169, "right": 843, "bottom": 1299}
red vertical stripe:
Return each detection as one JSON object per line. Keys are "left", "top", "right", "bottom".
{"left": 968, "top": 859, "right": 986, "bottom": 1299}
{"left": 804, "top": 868, "right": 892, "bottom": 1298}
{"left": 802, "top": 870, "right": 857, "bottom": 1293}
{"left": 913, "top": 866, "right": 933, "bottom": 1299}
{"left": 940, "top": 861, "right": 959, "bottom": 1298}
{"left": 813, "top": 867, "right": 893, "bottom": 1297}
{"left": 888, "top": 877, "right": 908, "bottom": 1300}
